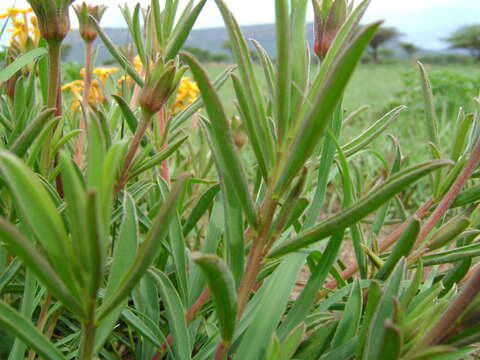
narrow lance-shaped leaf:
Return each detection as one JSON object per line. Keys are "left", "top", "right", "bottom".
{"left": 0, "top": 219, "right": 85, "bottom": 318}
{"left": 97, "top": 175, "right": 187, "bottom": 321}
{"left": 182, "top": 52, "right": 258, "bottom": 229}
{"left": 418, "top": 61, "right": 440, "bottom": 146}
{"left": 274, "top": 21, "right": 382, "bottom": 196}
{"left": 376, "top": 217, "right": 421, "bottom": 280}
{"left": 0, "top": 151, "right": 80, "bottom": 299}
{"left": 192, "top": 253, "right": 238, "bottom": 343}
{"left": 0, "top": 48, "right": 47, "bottom": 82}
{"left": 183, "top": 184, "right": 220, "bottom": 237}
{"left": 10, "top": 108, "right": 56, "bottom": 157}
{"left": 270, "top": 160, "right": 450, "bottom": 257}
{"left": 91, "top": 16, "right": 144, "bottom": 87}
{"left": 149, "top": 268, "right": 191, "bottom": 360}
{"left": 95, "top": 192, "right": 139, "bottom": 352}
{"left": 0, "top": 300, "right": 66, "bottom": 360}
{"left": 165, "top": 0, "right": 207, "bottom": 60}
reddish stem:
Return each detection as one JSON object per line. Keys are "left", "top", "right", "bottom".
{"left": 324, "top": 198, "right": 434, "bottom": 290}
{"left": 416, "top": 139, "right": 480, "bottom": 245}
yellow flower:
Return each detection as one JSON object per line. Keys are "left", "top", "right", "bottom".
{"left": 81, "top": 67, "right": 119, "bottom": 84}
{"left": 0, "top": 7, "right": 33, "bottom": 19}
{"left": 62, "top": 79, "right": 106, "bottom": 110}
{"left": 93, "top": 67, "right": 119, "bottom": 83}
{"left": 134, "top": 55, "right": 142, "bottom": 73}
{"left": 172, "top": 77, "right": 200, "bottom": 114}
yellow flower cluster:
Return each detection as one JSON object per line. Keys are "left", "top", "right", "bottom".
{"left": 63, "top": 61, "right": 199, "bottom": 114}
{"left": 172, "top": 77, "right": 200, "bottom": 114}
{"left": 0, "top": 7, "right": 40, "bottom": 49}
{"left": 62, "top": 67, "right": 119, "bottom": 110}
{"left": 81, "top": 67, "right": 119, "bottom": 84}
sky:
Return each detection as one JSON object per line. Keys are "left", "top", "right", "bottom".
{"left": 1, "top": 0, "right": 479, "bottom": 49}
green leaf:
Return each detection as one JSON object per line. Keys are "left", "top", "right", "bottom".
{"left": 192, "top": 253, "right": 237, "bottom": 342}
{"left": 295, "top": 321, "right": 338, "bottom": 359}
{"left": 356, "top": 281, "right": 382, "bottom": 360}
{"left": 452, "top": 184, "right": 480, "bottom": 208}
{"left": 341, "top": 106, "right": 405, "bottom": 157}
{"left": 274, "top": 21, "right": 381, "bottom": 196}
{"left": 427, "top": 215, "right": 470, "bottom": 251}
{"left": 418, "top": 61, "right": 440, "bottom": 146}
{"left": 376, "top": 217, "right": 421, "bottom": 280}
{"left": 165, "top": 0, "right": 207, "bottom": 60}
{"left": 270, "top": 160, "right": 450, "bottom": 257}
{"left": 331, "top": 279, "right": 363, "bottom": 348}
{"left": 91, "top": 16, "right": 144, "bottom": 87}
{"left": 149, "top": 268, "right": 191, "bottom": 360}
{"left": 0, "top": 151, "right": 80, "bottom": 299}
{"left": 0, "top": 219, "right": 85, "bottom": 318}
{"left": 234, "top": 257, "right": 301, "bottom": 359}
{"left": 182, "top": 52, "right": 258, "bottom": 229}
{"left": 280, "top": 322, "right": 306, "bottom": 360}
{"left": 379, "top": 320, "right": 402, "bottom": 360}
{"left": 362, "top": 260, "right": 405, "bottom": 360}
{"left": 0, "top": 300, "right": 66, "bottom": 360}
{"left": 95, "top": 192, "right": 139, "bottom": 352}
{"left": 97, "top": 175, "right": 186, "bottom": 321}
{"left": 231, "top": 73, "right": 268, "bottom": 179}
{"left": 277, "top": 232, "right": 343, "bottom": 339}
{"left": 10, "top": 108, "right": 56, "bottom": 157}
{"left": 214, "top": 0, "right": 275, "bottom": 167}
{"left": 452, "top": 111, "right": 474, "bottom": 161}
{"left": 183, "top": 184, "right": 220, "bottom": 237}
{"left": 0, "top": 48, "right": 47, "bottom": 82}
{"left": 129, "top": 135, "right": 188, "bottom": 179}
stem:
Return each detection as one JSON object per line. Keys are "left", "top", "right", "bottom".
{"left": 236, "top": 195, "right": 277, "bottom": 320}
{"left": 75, "top": 41, "right": 93, "bottom": 166}
{"left": 416, "top": 139, "right": 480, "bottom": 245}
{"left": 115, "top": 110, "right": 154, "bottom": 195}
{"left": 324, "top": 198, "right": 434, "bottom": 291}
{"left": 80, "top": 293, "right": 98, "bottom": 360}
{"left": 41, "top": 40, "right": 62, "bottom": 176}
{"left": 80, "top": 319, "right": 97, "bottom": 360}
{"left": 158, "top": 109, "right": 170, "bottom": 182}
{"left": 214, "top": 341, "right": 229, "bottom": 360}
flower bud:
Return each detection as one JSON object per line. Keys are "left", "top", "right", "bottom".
{"left": 139, "top": 60, "right": 187, "bottom": 115}
{"left": 312, "top": 0, "right": 352, "bottom": 58}
{"left": 74, "top": 2, "right": 107, "bottom": 43}
{"left": 26, "top": 0, "right": 74, "bottom": 42}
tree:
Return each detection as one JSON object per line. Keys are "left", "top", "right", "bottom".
{"left": 444, "top": 24, "right": 480, "bottom": 60}
{"left": 368, "top": 26, "right": 401, "bottom": 63}
{"left": 399, "top": 41, "right": 420, "bottom": 59}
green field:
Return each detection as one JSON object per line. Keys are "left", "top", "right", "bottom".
{"left": 204, "top": 62, "right": 480, "bottom": 163}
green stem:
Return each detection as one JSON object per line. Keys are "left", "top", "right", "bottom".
{"left": 41, "top": 40, "right": 62, "bottom": 176}
{"left": 80, "top": 317, "right": 97, "bottom": 360}
{"left": 47, "top": 41, "right": 61, "bottom": 109}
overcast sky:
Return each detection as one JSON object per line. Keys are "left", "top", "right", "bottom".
{"left": 1, "top": 0, "right": 479, "bottom": 49}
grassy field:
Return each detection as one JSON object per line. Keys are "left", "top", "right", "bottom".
{"left": 204, "top": 62, "right": 480, "bottom": 163}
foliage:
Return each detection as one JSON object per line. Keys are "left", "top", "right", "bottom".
{"left": 0, "top": 1, "right": 479, "bottom": 360}
{"left": 392, "top": 67, "right": 480, "bottom": 122}
{"left": 183, "top": 46, "right": 229, "bottom": 63}
{"left": 444, "top": 24, "right": 480, "bottom": 60}
{"left": 399, "top": 41, "right": 420, "bottom": 58}
{"left": 368, "top": 25, "right": 401, "bottom": 62}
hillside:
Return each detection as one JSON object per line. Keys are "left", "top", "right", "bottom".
{"left": 64, "top": 23, "right": 311, "bottom": 64}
